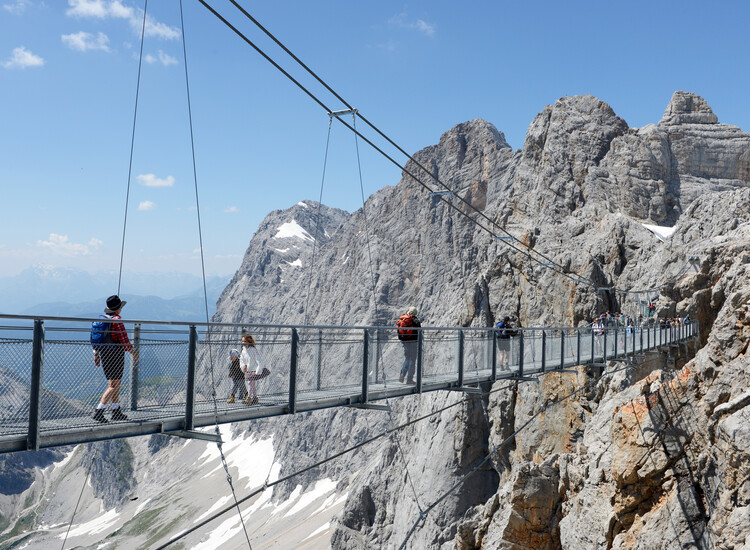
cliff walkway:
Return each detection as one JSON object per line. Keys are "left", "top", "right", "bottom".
{"left": 0, "top": 313, "right": 699, "bottom": 454}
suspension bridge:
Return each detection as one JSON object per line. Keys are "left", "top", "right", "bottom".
{"left": 0, "top": 313, "right": 699, "bottom": 455}
{"left": 0, "top": 1, "right": 707, "bottom": 547}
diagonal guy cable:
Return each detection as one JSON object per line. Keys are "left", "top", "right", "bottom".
{"left": 117, "top": 0, "right": 149, "bottom": 295}
{"left": 179, "top": 1, "right": 252, "bottom": 547}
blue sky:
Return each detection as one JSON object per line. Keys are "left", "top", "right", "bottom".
{"left": 1, "top": 0, "right": 748, "bottom": 281}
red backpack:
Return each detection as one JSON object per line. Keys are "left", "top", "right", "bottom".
{"left": 397, "top": 314, "right": 414, "bottom": 339}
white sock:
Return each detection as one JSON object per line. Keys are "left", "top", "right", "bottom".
{"left": 112, "top": 403, "right": 120, "bottom": 410}
{"left": 96, "top": 403, "right": 106, "bottom": 410}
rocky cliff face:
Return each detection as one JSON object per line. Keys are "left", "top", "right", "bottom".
{"left": 206, "top": 91, "right": 750, "bottom": 549}
{"left": 3, "top": 91, "right": 749, "bottom": 549}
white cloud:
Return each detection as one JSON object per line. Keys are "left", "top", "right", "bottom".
{"left": 66, "top": 0, "right": 108, "bottom": 18}
{"left": 67, "top": 0, "right": 179, "bottom": 40}
{"left": 108, "top": 0, "right": 132, "bottom": 18}
{"left": 137, "top": 173, "right": 174, "bottom": 187}
{"left": 157, "top": 50, "right": 177, "bottom": 65}
{"left": 62, "top": 31, "right": 110, "bottom": 52}
{"left": 2, "top": 46, "right": 44, "bottom": 69}
{"left": 388, "top": 12, "right": 436, "bottom": 37}
{"left": 138, "top": 201, "right": 156, "bottom": 211}
{"left": 224, "top": 206, "right": 239, "bottom": 213}
{"left": 37, "top": 234, "right": 101, "bottom": 256}
{"left": 139, "top": 16, "right": 180, "bottom": 40}
{"left": 415, "top": 20, "right": 436, "bottom": 37}
{"left": 66, "top": 0, "right": 131, "bottom": 18}
{"left": 144, "top": 50, "right": 177, "bottom": 66}
{"left": 3, "top": 0, "right": 31, "bottom": 15}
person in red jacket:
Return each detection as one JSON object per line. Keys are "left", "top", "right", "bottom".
{"left": 92, "top": 295, "right": 139, "bottom": 423}
{"left": 397, "top": 306, "right": 421, "bottom": 384}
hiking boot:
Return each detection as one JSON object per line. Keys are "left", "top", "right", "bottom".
{"left": 243, "top": 395, "right": 250, "bottom": 405}
{"left": 92, "top": 409, "right": 108, "bottom": 423}
{"left": 250, "top": 396, "right": 259, "bottom": 405}
{"left": 227, "top": 395, "right": 235, "bottom": 404}
{"left": 399, "top": 372, "right": 405, "bottom": 383}
{"left": 111, "top": 409, "right": 128, "bottom": 421}
{"left": 406, "top": 377, "right": 415, "bottom": 385}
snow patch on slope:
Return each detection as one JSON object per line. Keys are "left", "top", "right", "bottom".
{"left": 274, "top": 220, "right": 314, "bottom": 242}
{"left": 642, "top": 223, "right": 677, "bottom": 242}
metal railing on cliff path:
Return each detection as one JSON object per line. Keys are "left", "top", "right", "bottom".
{"left": 0, "top": 313, "right": 699, "bottom": 454}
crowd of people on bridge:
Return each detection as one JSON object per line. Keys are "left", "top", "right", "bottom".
{"left": 587, "top": 310, "right": 691, "bottom": 333}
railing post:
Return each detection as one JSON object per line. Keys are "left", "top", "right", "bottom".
{"left": 185, "top": 325, "right": 197, "bottom": 431}
{"left": 590, "top": 329, "right": 595, "bottom": 363}
{"left": 372, "top": 330, "right": 380, "bottom": 384}
{"left": 518, "top": 331, "right": 524, "bottom": 378}
{"left": 647, "top": 323, "right": 650, "bottom": 350}
{"left": 560, "top": 331, "right": 565, "bottom": 371}
{"left": 576, "top": 328, "right": 581, "bottom": 366}
{"left": 289, "top": 328, "right": 298, "bottom": 414}
{"left": 640, "top": 323, "right": 644, "bottom": 354}
{"left": 632, "top": 326, "right": 636, "bottom": 360}
{"left": 28, "top": 320, "right": 44, "bottom": 451}
{"left": 130, "top": 323, "right": 141, "bottom": 411}
{"left": 457, "top": 330, "right": 465, "bottom": 387}
{"left": 541, "top": 330, "right": 546, "bottom": 373}
{"left": 614, "top": 327, "right": 618, "bottom": 358}
{"left": 361, "top": 329, "right": 369, "bottom": 404}
{"left": 491, "top": 329, "right": 497, "bottom": 381}
{"left": 416, "top": 329, "right": 423, "bottom": 393}
{"left": 316, "top": 329, "right": 322, "bottom": 391}
{"left": 603, "top": 328, "right": 608, "bottom": 364}
{"left": 484, "top": 330, "right": 492, "bottom": 374}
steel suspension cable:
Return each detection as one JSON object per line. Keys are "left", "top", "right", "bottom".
{"left": 195, "top": 1, "right": 588, "bottom": 288}
{"left": 352, "top": 114, "right": 380, "bottom": 321}
{"left": 117, "top": 0, "right": 148, "bottom": 295}
{"left": 65, "top": 2, "right": 147, "bottom": 544}
{"left": 220, "top": 2, "right": 586, "bottom": 280}
{"left": 304, "top": 117, "right": 332, "bottom": 326}
{"left": 210, "top": 0, "right": 684, "bottom": 298}
{"left": 351, "top": 106, "right": 424, "bottom": 509}
{"left": 60, "top": 447, "right": 98, "bottom": 550}
{"left": 179, "top": 1, "right": 252, "bottom": 547}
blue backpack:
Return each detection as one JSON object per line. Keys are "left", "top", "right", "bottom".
{"left": 91, "top": 315, "right": 114, "bottom": 349}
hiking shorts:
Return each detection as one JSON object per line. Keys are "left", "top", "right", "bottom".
{"left": 100, "top": 347, "right": 125, "bottom": 381}
{"left": 498, "top": 338, "right": 510, "bottom": 352}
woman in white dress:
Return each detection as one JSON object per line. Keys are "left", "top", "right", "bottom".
{"left": 240, "top": 333, "right": 269, "bottom": 405}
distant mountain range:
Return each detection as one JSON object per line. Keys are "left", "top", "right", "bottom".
{"left": 0, "top": 266, "right": 230, "bottom": 321}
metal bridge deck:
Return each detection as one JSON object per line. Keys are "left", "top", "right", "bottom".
{"left": 0, "top": 314, "right": 698, "bottom": 454}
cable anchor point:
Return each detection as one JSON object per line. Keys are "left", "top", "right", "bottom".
{"left": 329, "top": 108, "right": 358, "bottom": 118}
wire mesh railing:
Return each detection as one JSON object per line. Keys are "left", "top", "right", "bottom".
{"left": 0, "top": 314, "right": 699, "bottom": 452}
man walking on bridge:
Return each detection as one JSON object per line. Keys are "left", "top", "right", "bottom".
{"left": 91, "top": 295, "right": 138, "bottom": 423}
{"left": 397, "top": 306, "right": 421, "bottom": 384}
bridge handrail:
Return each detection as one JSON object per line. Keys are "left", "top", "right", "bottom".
{"left": 0, "top": 313, "right": 689, "bottom": 333}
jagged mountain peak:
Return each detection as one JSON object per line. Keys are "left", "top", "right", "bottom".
{"left": 659, "top": 90, "right": 719, "bottom": 126}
